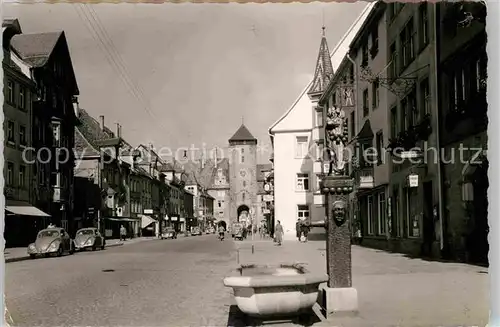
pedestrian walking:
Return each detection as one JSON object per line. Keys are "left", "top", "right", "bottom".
{"left": 120, "top": 225, "right": 127, "bottom": 241}
{"left": 296, "top": 219, "right": 301, "bottom": 241}
{"left": 274, "top": 220, "right": 283, "bottom": 246}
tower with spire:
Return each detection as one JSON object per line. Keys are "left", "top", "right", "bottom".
{"left": 227, "top": 123, "right": 258, "bottom": 229}
{"left": 308, "top": 26, "right": 334, "bottom": 99}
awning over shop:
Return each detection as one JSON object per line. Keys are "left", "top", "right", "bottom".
{"left": 139, "top": 215, "right": 156, "bottom": 228}
{"left": 6, "top": 203, "right": 50, "bottom": 217}
{"left": 105, "top": 217, "right": 140, "bottom": 222}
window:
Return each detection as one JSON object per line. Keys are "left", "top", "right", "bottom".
{"left": 408, "top": 88, "right": 418, "bottom": 127}
{"left": 7, "top": 162, "right": 14, "bottom": 186}
{"left": 296, "top": 173, "right": 310, "bottom": 191}
{"left": 242, "top": 181, "right": 246, "bottom": 187}
{"left": 51, "top": 172, "right": 61, "bottom": 187}
{"left": 400, "top": 18, "right": 415, "bottom": 70}
{"left": 474, "top": 54, "right": 487, "bottom": 92}
{"left": 390, "top": 106, "right": 398, "bottom": 138}
{"left": 297, "top": 205, "right": 310, "bottom": 220}
{"left": 372, "top": 80, "right": 380, "bottom": 109}
{"left": 19, "top": 165, "right": 26, "bottom": 188}
{"left": 389, "top": 42, "right": 397, "bottom": 79}
{"left": 419, "top": 3, "right": 429, "bottom": 50}
{"left": 347, "top": 64, "right": 354, "bottom": 84}
{"left": 217, "top": 200, "right": 222, "bottom": 208}
{"left": 363, "top": 89, "right": 369, "bottom": 117}
{"left": 19, "top": 125, "right": 26, "bottom": 146}
{"left": 18, "top": 87, "right": 25, "bottom": 109}
{"left": 420, "top": 78, "right": 430, "bottom": 117}
{"left": 361, "top": 43, "right": 369, "bottom": 67}
{"left": 315, "top": 110, "right": 323, "bottom": 127}
{"left": 332, "top": 92, "right": 337, "bottom": 107}
{"left": 350, "top": 111, "right": 355, "bottom": 138}
{"left": 6, "top": 81, "right": 14, "bottom": 104}
{"left": 295, "top": 136, "right": 309, "bottom": 158}
{"left": 400, "top": 98, "right": 409, "bottom": 132}
{"left": 7, "top": 121, "right": 15, "bottom": 143}
{"left": 217, "top": 191, "right": 225, "bottom": 197}
{"left": 367, "top": 195, "right": 374, "bottom": 235}
{"left": 376, "top": 131, "right": 383, "bottom": 165}
{"left": 52, "top": 122, "right": 61, "bottom": 147}
{"left": 406, "top": 187, "right": 420, "bottom": 237}
{"left": 242, "top": 193, "right": 246, "bottom": 201}
{"left": 370, "top": 27, "right": 379, "bottom": 58}
{"left": 39, "top": 165, "right": 46, "bottom": 185}
{"left": 378, "top": 192, "right": 386, "bottom": 235}
{"left": 315, "top": 142, "right": 324, "bottom": 161}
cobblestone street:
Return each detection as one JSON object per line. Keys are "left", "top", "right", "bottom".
{"left": 6, "top": 232, "right": 490, "bottom": 326}
{"left": 234, "top": 230, "right": 490, "bottom": 327}
{"left": 6, "top": 235, "right": 236, "bottom": 326}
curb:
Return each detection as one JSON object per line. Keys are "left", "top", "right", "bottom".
{"left": 5, "top": 243, "right": 125, "bottom": 263}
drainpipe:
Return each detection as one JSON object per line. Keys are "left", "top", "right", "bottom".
{"left": 433, "top": 3, "right": 445, "bottom": 254}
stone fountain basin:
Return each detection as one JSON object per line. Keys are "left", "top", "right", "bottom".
{"left": 223, "top": 263, "right": 328, "bottom": 317}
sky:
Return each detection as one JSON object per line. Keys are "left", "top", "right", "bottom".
{"left": 3, "top": 2, "right": 367, "bottom": 164}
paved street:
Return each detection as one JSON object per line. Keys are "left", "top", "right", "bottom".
{"left": 6, "top": 235, "right": 236, "bottom": 327}
{"left": 6, "top": 234, "right": 489, "bottom": 327}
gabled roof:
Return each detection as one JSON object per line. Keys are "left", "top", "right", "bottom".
{"left": 10, "top": 31, "right": 80, "bottom": 96}
{"left": 228, "top": 124, "right": 257, "bottom": 143}
{"left": 308, "top": 28, "right": 334, "bottom": 95}
{"left": 74, "top": 108, "right": 116, "bottom": 157}
{"left": 11, "top": 31, "right": 62, "bottom": 67}
{"left": 269, "top": 2, "right": 376, "bottom": 134}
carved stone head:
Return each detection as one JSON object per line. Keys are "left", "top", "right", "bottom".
{"left": 332, "top": 201, "right": 347, "bottom": 226}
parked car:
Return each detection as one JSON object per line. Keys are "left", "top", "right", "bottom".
{"left": 74, "top": 227, "right": 105, "bottom": 251}
{"left": 161, "top": 227, "right": 177, "bottom": 239}
{"left": 27, "top": 227, "right": 74, "bottom": 258}
{"left": 191, "top": 227, "right": 202, "bottom": 236}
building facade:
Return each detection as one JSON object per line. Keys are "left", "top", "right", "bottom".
{"left": 3, "top": 19, "right": 50, "bottom": 247}
{"left": 227, "top": 125, "right": 259, "bottom": 229}
{"left": 269, "top": 4, "right": 374, "bottom": 240}
{"left": 437, "top": 2, "right": 487, "bottom": 264}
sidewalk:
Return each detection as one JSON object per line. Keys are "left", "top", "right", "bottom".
{"left": 4, "top": 236, "right": 156, "bottom": 263}
{"left": 233, "top": 240, "right": 489, "bottom": 327}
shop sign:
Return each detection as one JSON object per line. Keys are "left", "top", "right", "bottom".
{"left": 171, "top": 216, "right": 178, "bottom": 222}
{"left": 144, "top": 209, "right": 153, "bottom": 214}
{"left": 408, "top": 174, "right": 419, "bottom": 188}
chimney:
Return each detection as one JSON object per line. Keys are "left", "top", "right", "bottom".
{"left": 99, "top": 115, "right": 105, "bottom": 130}
{"left": 116, "top": 123, "right": 121, "bottom": 138}
{"left": 201, "top": 151, "right": 205, "bottom": 169}
{"left": 214, "top": 147, "right": 218, "bottom": 168}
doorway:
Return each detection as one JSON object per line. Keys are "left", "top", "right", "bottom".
{"left": 470, "top": 159, "right": 489, "bottom": 265}
{"left": 422, "top": 181, "right": 435, "bottom": 257}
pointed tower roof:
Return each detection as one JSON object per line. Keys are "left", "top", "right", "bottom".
{"left": 228, "top": 124, "right": 257, "bottom": 145}
{"left": 308, "top": 27, "right": 334, "bottom": 95}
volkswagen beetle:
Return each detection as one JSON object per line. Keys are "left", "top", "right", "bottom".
{"left": 74, "top": 227, "right": 105, "bottom": 251}
{"left": 27, "top": 227, "right": 74, "bottom": 258}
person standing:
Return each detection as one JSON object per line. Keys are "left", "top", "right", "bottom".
{"left": 274, "top": 220, "right": 284, "bottom": 246}
{"left": 295, "top": 219, "right": 302, "bottom": 241}
{"left": 120, "top": 225, "right": 127, "bottom": 241}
